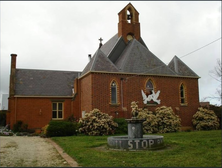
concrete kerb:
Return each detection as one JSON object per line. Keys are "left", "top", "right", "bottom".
{"left": 46, "top": 138, "right": 80, "bottom": 167}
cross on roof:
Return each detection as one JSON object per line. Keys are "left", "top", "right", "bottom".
{"left": 99, "top": 37, "right": 103, "bottom": 43}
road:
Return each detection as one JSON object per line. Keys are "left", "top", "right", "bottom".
{"left": 0, "top": 136, "right": 78, "bottom": 167}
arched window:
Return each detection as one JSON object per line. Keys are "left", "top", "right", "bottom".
{"left": 144, "top": 79, "right": 160, "bottom": 105}
{"left": 180, "top": 84, "right": 186, "bottom": 104}
{"left": 146, "top": 79, "right": 154, "bottom": 95}
{"left": 111, "top": 81, "right": 117, "bottom": 104}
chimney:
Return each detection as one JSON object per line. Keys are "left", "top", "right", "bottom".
{"left": 9, "top": 54, "right": 17, "bottom": 97}
{"left": 88, "top": 54, "right": 91, "bottom": 62}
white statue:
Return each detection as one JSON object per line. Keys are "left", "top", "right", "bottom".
{"left": 141, "top": 90, "right": 161, "bottom": 104}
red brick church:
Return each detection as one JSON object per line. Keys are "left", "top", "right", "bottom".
{"left": 7, "top": 3, "right": 200, "bottom": 131}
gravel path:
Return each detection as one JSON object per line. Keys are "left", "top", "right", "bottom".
{"left": 0, "top": 136, "right": 72, "bottom": 167}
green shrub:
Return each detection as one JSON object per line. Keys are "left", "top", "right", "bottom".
{"left": 66, "top": 114, "right": 78, "bottom": 123}
{"left": 0, "top": 111, "right": 6, "bottom": 126}
{"left": 192, "top": 107, "right": 220, "bottom": 130}
{"left": 12, "top": 121, "right": 28, "bottom": 132}
{"left": 113, "top": 118, "right": 128, "bottom": 134}
{"left": 46, "top": 120, "right": 78, "bottom": 137}
{"left": 78, "top": 108, "right": 118, "bottom": 136}
{"left": 209, "top": 105, "right": 221, "bottom": 129}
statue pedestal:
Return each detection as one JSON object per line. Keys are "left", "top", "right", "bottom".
{"left": 125, "top": 118, "right": 145, "bottom": 139}
{"left": 107, "top": 117, "right": 164, "bottom": 150}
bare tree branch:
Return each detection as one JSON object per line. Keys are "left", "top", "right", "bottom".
{"left": 208, "top": 58, "right": 221, "bottom": 104}
{"left": 209, "top": 58, "right": 222, "bottom": 80}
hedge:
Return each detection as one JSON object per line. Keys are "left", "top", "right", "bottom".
{"left": 46, "top": 120, "right": 78, "bottom": 137}
{"left": 113, "top": 118, "right": 128, "bottom": 135}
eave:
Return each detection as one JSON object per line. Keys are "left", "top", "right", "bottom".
{"left": 14, "top": 95, "right": 73, "bottom": 98}
{"left": 78, "top": 70, "right": 200, "bottom": 79}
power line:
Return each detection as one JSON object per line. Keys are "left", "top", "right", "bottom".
{"left": 180, "top": 37, "right": 221, "bottom": 59}
{"left": 125, "top": 37, "right": 221, "bottom": 80}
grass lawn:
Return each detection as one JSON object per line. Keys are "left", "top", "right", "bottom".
{"left": 52, "top": 130, "right": 221, "bottom": 167}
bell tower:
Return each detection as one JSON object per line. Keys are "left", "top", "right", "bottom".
{"left": 118, "top": 3, "right": 140, "bottom": 43}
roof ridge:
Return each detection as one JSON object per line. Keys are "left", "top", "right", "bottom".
{"left": 114, "top": 38, "right": 177, "bottom": 75}
{"left": 90, "top": 49, "right": 100, "bottom": 71}
{"left": 81, "top": 49, "right": 119, "bottom": 76}
{"left": 95, "top": 49, "right": 119, "bottom": 71}
{"left": 118, "top": 39, "right": 135, "bottom": 71}
{"left": 99, "top": 50, "right": 119, "bottom": 70}
{"left": 16, "top": 68, "right": 81, "bottom": 73}
{"left": 107, "top": 36, "right": 122, "bottom": 57}
{"left": 168, "top": 55, "right": 199, "bottom": 77}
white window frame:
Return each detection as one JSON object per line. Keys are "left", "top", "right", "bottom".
{"left": 52, "top": 102, "right": 64, "bottom": 120}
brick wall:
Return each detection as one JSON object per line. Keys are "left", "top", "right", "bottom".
{"left": 79, "top": 74, "right": 92, "bottom": 116}
{"left": 8, "top": 97, "right": 73, "bottom": 129}
{"left": 7, "top": 71, "right": 199, "bottom": 129}
{"left": 81, "top": 72, "right": 199, "bottom": 127}
{"left": 118, "top": 21, "right": 141, "bottom": 42}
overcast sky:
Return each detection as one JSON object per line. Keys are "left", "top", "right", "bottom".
{"left": 0, "top": 1, "right": 221, "bottom": 105}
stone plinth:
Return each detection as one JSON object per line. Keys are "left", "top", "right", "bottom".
{"left": 125, "top": 118, "right": 145, "bottom": 139}
{"left": 107, "top": 117, "right": 164, "bottom": 150}
{"left": 107, "top": 135, "right": 164, "bottom": 150}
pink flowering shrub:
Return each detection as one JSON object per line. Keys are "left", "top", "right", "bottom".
{"left": 78, "top": 108, "right": 118, "bottom": 136}
{"left": 155, "top": 106, "right": 181, "bottom": 133}
{"left": 192, "top": 107, "right": 220, "bottom": 130}
{"left": 133, "top": 101, "right": 181, "bottom": 133}
{"left": 137, "top": 108, "right": 159, "bottom": 133}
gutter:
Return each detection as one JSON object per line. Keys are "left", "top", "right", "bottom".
{"left": 14, "top": 95, "right": 73, "bottom": 98}
{"left": 78, "top": 70, "right": 200, "bottom": 79}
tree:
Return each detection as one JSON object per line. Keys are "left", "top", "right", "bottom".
{"left": 204, "top": 58, "right": 221, "bottom": 104}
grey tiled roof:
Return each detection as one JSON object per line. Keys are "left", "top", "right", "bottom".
{"left": 81, "top": 49, "right": 119, "bottom": 76}
{"left": 115, "top": 39, "right": 177, "bottom": 75}
{"left": 15, "top": 69, "right": 81, "bottom": 96}
{"left": 100, "top": 34, "right": 120, "bottom": 56}
{"left": 168, "top": 56, "right": 199, "bottom": 77}
{"left": 100, "top": 34, "right": 148, "bottom": 64}
{"left": 104, "top": 35, "right": 126, "bottom": 64}
{"left": 83, "top": 35, "right": 198, "bottom": 77}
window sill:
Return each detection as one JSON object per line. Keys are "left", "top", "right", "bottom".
{"left": 109, "top": 103, "right": 120, "bottom": 107}
{"left": 180, "top": 104, "right": 188, "bottom": 107}
{"left": 145, "top": 104, "right": 158, "bottom": 107}
{"left": 52, "top": 118, "right": 64, "bottom": 120}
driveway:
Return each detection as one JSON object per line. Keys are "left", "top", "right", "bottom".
{"left": 0, "top": 136, "right": 79, "bottom": 167}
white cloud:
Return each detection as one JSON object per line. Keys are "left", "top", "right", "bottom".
{"left": 0, "top": 1, "right": 221, "bottom": 105}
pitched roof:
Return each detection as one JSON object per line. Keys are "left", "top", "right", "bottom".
{"left": 15, "top": 69, "right": 80, "bottom": 96}
{"left": 100, "top": 34, "right": 120, "bottom": 57}
{"left": 115, "top": 39, "right": 177, "bottom": 75}
{"left": 100, "top": 34, "right": 148, "bottom": 64}
{"left": 82, "top": 37, "right": 199, "bottom": 78}
{"left": 81, "top": 49, "right": 119, "bottom": 76}
{"left": 83, "top": 36, "right": 199, "bottom": 77}
{"left": 168, "top": 56, "right": 199, "bottom": 77}
{"left": 118, "top": 3, "right": 139, "bottom": 15}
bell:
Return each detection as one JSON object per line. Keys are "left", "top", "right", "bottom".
{"left": 127, "top": 14, "right": 132, "bottom": 20}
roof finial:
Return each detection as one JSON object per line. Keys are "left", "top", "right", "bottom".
{"left": 99, "top": 37, "right": 103, "bottom": 48}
